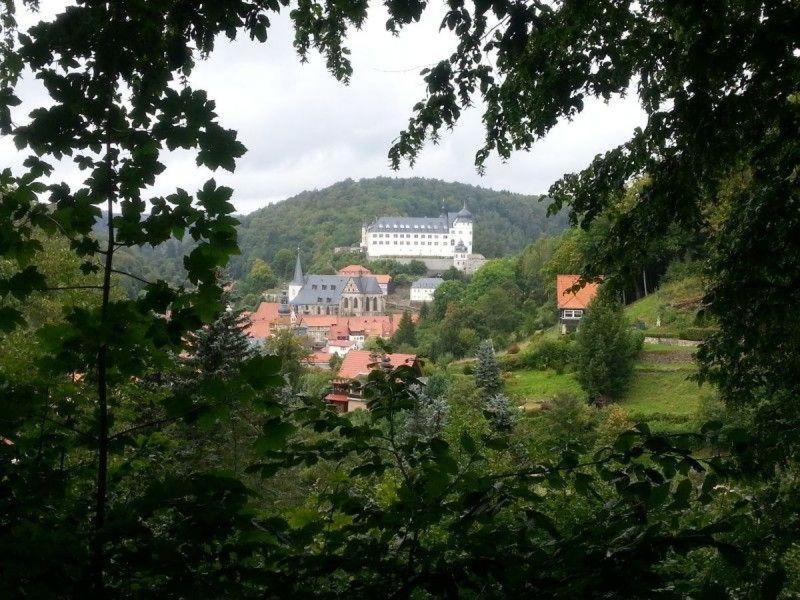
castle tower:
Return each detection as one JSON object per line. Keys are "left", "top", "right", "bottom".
{"left": 288, "top": 247, "right": 304, "bottom": 302}
{"left": 452, "top": 201, "right": 473, "bottom": 255}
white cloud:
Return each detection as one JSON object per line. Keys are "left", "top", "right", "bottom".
{"left": 1, "top": 1, "right": 646, "bottom": 214}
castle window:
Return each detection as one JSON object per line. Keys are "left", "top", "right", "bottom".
{"left": 317, "top": 297, "right": 322, "bottom": 303}
{"left": 322, "top": 284, "right": 327, "bottom": 290}
{"left": 353, "top": 298, "right": 359, "bottom": 308}
{"left": 331, "top": 285, "right": 336, "bottom": 290}
{"left": 312, "top": 284, "right": 317, "bottom": 290}
{"left": 343, "top": 298, "right": 349, "bottom": 308}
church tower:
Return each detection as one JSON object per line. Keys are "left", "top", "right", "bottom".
{"left": 288, "top": 248, "right": 304, "bottom": 302}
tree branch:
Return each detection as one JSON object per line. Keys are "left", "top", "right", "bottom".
{"left": 110, "top": 268, "right": 152, "bottom": 286}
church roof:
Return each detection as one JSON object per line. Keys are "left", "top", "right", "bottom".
{"left": 292, "top": 249, "right": 304, "bottom": 284}
{"left": 289, "top": 275, "right": 382, "bottom": 306}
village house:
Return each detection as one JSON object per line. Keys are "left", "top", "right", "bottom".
{"left": 245, "top": 301, "right": 406, "bottom": 351}
{"left": 557, "top": 274, "right": 601, "bottom": 333}
{"left": 410, "top": 277, "right": 444, "bottom": 303}
{"left": 325, "top": 351, "right": 421, "bottom": 412}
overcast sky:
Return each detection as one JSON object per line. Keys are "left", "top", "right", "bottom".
{"left": 1, "top": 0, "right": 646, "bottom": 214}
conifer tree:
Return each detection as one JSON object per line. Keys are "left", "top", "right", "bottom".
{"left": 485, "top": 393, "right": 515, "bottom": 432}
{"left": 392, "top": 310, "right": 417, "bottom": 347}
{"left": 418, "top": 302, "right": 429, "bottom": 320}
{"left": 185, "top": 304, "right": 254, "bottom": 377}
{"left": 475, "top": 339, "right": 503, "bottom": 396}
{"left": 576, "top": 288, "right": 642, "bottom": 404}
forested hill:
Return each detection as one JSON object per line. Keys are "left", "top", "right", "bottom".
{"left": 230, "top": 177, "right": 567, "bottom": 278}
{"left": 109, "top": 177, "right": 567, "bottom": 292}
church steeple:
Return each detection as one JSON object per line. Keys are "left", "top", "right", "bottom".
{"left": 292, "top": 247, "right": 304, "bottom": 284}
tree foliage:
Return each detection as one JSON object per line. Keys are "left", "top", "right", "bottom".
{"left": 576, "top": 289, "right": 643, "bottom": 404}
{"left": 475, "top": 339, "right": 503, "bottom": 397}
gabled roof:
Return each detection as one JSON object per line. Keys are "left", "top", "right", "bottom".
{"left": 412, "top": 277, "right": 444, "bottom": 290}
{"left": 337, "top": 351, "right": 418, "bottom": 379}
{"left": 338, "top": 264, "right": 372, "bottom": 276}
{"left": 289, "top": 275, "right": 382, "bottom": 306}
{"left": 556, "top": 275, "right": 601, "bottom": 309}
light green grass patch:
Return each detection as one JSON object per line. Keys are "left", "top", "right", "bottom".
{"left": 621, "top": 368, "right": 703, "bottom": 419}
{"left": 505, "top": 369, "right": 586, "bottom": 407}
{"left": 625, "top": 276, "right": 704, "bottom": 329}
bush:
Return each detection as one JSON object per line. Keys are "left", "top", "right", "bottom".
{"left": 507, "top": 343, "right": 520, "bottom": 355}
{"left": 662, "top": 259, "right": 703, "bottom": 284}
{"left": 677, "top": 326, "right": 715, "bottom": 341}
{"left": 519, "top": 338, "right": 577, "bottom": 373}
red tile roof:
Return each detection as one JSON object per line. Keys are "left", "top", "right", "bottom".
{"left": 556, "top": 275, "right": 601, "bottom": 309}
{"left": 374, "top": 274, "right": 392, "bottom": 284}
{"left": 337, "top": 351, "right": 418, "bottom": 379}
{"left": 300, "top": 315, "right": 341, "bottom": 328}
{"left": 306, "top": 351, "right": 332, "bottom": 365}
{"left": 338, "top": 264, "right": 372, "bottom": 276}
{"left": 246, "top": 302, "right": 287, "bottom": 339}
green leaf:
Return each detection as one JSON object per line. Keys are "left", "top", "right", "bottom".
{"left": 527, "top": 509, "right": 561, "bottom": 539}
{"left": 0, "top": 306, "right": 25, "bottom": 332}
{"left": 254, "top": 418, "right": 296, "bottom": 452}
{"left": 240, "top": 355, "right": 282, "bottom": 390}
{"left": 459, "top": 431, "right": 477, "bottom": 454}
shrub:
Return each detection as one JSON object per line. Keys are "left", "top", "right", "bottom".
{"left": 677, "top": 326, "right": 715, "bottom": 341}
{"left": 539, "top": 393, "right": 598, "bottom": 448}
{"left": 507, "top": 343, "right": 521, "bottom": 355}
{"left": 519, "top": 338, "right": 578, "bottom": 373}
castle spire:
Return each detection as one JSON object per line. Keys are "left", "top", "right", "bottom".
{"left": 292, "top": 247, "right": 304, "bottom": 284}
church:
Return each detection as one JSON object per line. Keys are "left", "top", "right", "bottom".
{"left": 288, "top": 251, "right": 386, "bottom": 317}
{"left": 360, "top": 202, "right": 475, "bottom": 270}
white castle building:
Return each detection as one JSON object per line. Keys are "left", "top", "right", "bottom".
{"left": 360, "top": 203, "right": 477, "bottom": 271}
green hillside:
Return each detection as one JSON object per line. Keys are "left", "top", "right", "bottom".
{"left": 231, "top": 177, "right": 568, "bottom": 278}
{"left": 506, "top": 342, "right": 712, "bottom": 433}
{"left": 624, "top": 275, "right": 714, "bottom": 339}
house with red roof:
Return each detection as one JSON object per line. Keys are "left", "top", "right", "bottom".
{"left": 556, "top": 275, "right": 601, "bottom": 333}
{"left": 325, "top": 350, "right": 421, "bottom": 412}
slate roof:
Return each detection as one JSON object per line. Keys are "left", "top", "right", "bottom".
{"left": 292, "top": 250, "right": 304, "bottom": 284}
{"left": 556, "top": 274, "right": 601, "bottom": 309}
{"left": 289, "top": 275, "right": 383, "bottom": 306}
{"left": 411, "top": 277, "right": 444, "bottom": 290}
{"left": 365, "top": 213, "right": 459, "bottom": 233}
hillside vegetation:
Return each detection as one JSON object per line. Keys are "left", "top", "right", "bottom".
{"left": 505, "top": 341, "right": 714, "bottom": 433}
{"left": 624, "top": 274, "right": 714, "bottom": 339}
{"left": 232, "top": 177, "right": 568, "bottom": 278}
